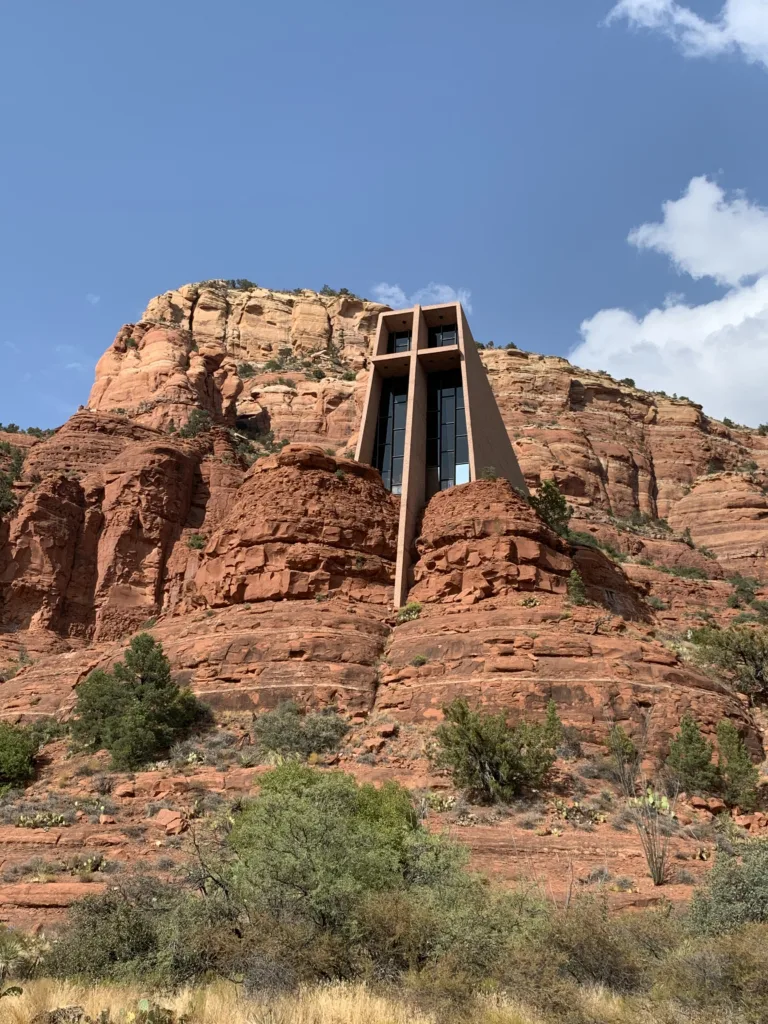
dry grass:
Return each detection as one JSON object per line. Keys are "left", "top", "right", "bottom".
{"left": 0, "top": 980, "right": 742, "bottom": 1024}
{"left": 0, "top": 980, "right": 543, "bottom": 1024}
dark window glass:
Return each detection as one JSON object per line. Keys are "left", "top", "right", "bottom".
{"left": 387, "top": 330, "right": 412, "bottom": 354}
{"left": 425, "top": 369, "right": 469, "bottom": 496}
{"left": 372, "top": 378, "right": 409, "bottom": 493}
{"left": 428, "top": 323, "right": 459, "bottom": 348}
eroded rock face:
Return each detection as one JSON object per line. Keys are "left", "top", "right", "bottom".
{"left": 0, "top": 415, "right": 234, "bottom": 640}
{"left": 87, "top": 285, "right": 385, "bottom": 436}
{"left": 411, "top": 480, "right": 573, "bottom": 605}
{"left": 188, "top": 444, "right": 400, "bottom": 608}
{"left": 487, "top": 349, "right": 768, "bottom": 574}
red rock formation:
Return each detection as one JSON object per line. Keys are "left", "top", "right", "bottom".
{"left": 189, "top": 444, "right": 399, "bottom": 608}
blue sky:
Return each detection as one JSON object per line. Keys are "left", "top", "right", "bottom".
{"left": 2, "top": 0, "right": 768, "bottom": 428}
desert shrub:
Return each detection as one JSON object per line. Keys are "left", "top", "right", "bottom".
{"left": 237, "top": 362, "right": 256, "bottom": 379}
{"left": 566, "top": 569, "right": 587, "bottom": 605}
{"left": 479, "top": 466, "right": 498, "bottom": 480}
{"left": 528, "top": 479, "right": 572, "bottom": 536}
{"left": 0, "top": 723, "right": 39, "bottom": 786}
{"left": 541, "top": 897, "right": 681, "bottom": 994}
{"left": 431, "top": 697, "right": 560, "bottom": 803}
{"left": 178, "top": 408, "right": 212, "bottom": 438}
{"left": 71, "top": 633, "right": 207, "bottom": 769}
{"left": 252, "top": 702, "right": 348, "bottom": 759}
{"left": 657, "top": 923, "right": 768, "bottom": 1021}
{"left": 411, "top": 654, "right": 428, "bottom": 667}
{"left": 647, "top": 595, "right": 668, "bottom": 611}
{"left": 729, "top": 574, "right": 760, "bottom": 607}
{"left": 44, "top": 876, "right": 233, "bottom": 984}
{"left": 691, "top": 624, "right": 768, "bottom": 703}
{"left": 717, "top": 720, "right": 759, "bottom": 810}
{"left": 186, "top": 533, "right": 206, "bottom": 550}
{"left": 665, "top": 715, "right": 719, "bottom": 795}
{"left": 396, "top": 601, "right": 422, "bottom": 624}
{"left": 690, "top": 843, "right": 768, "bottom": 935}
{"left": 620, "top": 377, "right": 636, "bottom": 387}
{"left": 659, "top": 564, "right": 709, "bottom": 580}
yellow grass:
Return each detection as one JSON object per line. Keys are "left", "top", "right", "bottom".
{"left": 0, "top": 980, "right": 544, "bottom": 1024}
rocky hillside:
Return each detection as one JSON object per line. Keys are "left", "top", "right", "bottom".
{"left": 0, "top": 281, "right": 766, "bottom": 928}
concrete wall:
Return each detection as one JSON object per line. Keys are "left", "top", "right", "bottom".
{"left": 458, "top": 305, "right": 528, "bottom": 494}
{"left": 394, "top": 308, "right": 427, "bottom": 607}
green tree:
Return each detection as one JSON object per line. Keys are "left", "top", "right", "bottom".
{"left": 178, "top": 408, "right": 213, "bottom": 438}
{"left": 72, "top": 633, "right": 206, "bottom": 769}
{"left": 691, "top": 625, "right": 768, "bottom": 704}
{"left": 566, "top": 569, "right": 587, "bottom": 605}
{"left": 528, "top": 479, "right": 572, "bottom": 536}
{"left": 717, "top": 720, "right": 759, "bottom": 810}
{"left": 665, "top": 715, "right": 719, "bottom": 795}
{"left": 0, "top": 722, "right": 39, "bottom": 786}
{"left": 432, "top": 697, "right": 558, "bottom": 803}
{"left": 227, "top": 764, "right": 459, "bottom": 933}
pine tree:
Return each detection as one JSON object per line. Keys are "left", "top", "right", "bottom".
{"left": 717, "top": 720, "right": 759, "bottom": 810}
{"left": 665, "top": 715, "right": 719, "bottom": 795}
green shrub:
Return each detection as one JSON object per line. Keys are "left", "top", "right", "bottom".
{"left": 479, "top": 466, "right": 498, "bottom": 480}
{"left": 729, "top": 574, "right": 760, "bottom": 607}
{"left": 187, "top": 533, "right": 206, "bottom": 550}
{"left": 71, "top": 633, "right": 207, "bottom": 769}
{"left": 0, "top": 722, "right": 39, "bottom": 786}
{"left": 716, "top": 720, "right": 759, "bottom": 810}
{"left": 411, "top": 654, "right": 428, "bottom": 667}
{"left": 237, "top": 362, "right": 256, "bottom": 379}
{"left": 178, "top": 408, "right": 213, "bottom": 438}
{"left": 647, "top": 595, "right": 668, "bottom": 611}
{"left": 691, "top": 625, "right": 768, "bottom": 703}
{"left": 396, "top": 601, "right": 422, "bottom": 624}
{"left": 252, "top": 702, "right": 348, "bottom": 759}
{"left": 528, "top": 479, "right": 572, "bottom": 536}
{"left": 432, "top": 697, "right": 560, "bottom": 803}
{"left": 566, "top": 569, "right": 587, "bottom": 605}
{"left": 620, "top": 377, "right": 636, "bottom": 387}
{"left": 690, "top": 843, "right": 768, "bottom": 935}
{"left": 665, "top": 715, "right": 719, "bottom": 795}
{"left": 723, "top": 417, "right": 735, "bottom": 428}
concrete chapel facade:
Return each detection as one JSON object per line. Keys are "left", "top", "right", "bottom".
{"left": 355, "top": 302, "right": 528, "bottom": 607}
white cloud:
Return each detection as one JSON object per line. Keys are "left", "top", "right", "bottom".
{"left": 85, "top": 293, "right": 100, "bottom": 305}
{"left": 371, "top": 281, "right": 473, "bottom": 313}
{"left": 628, "top": 176, "right": 768, "bottom": 286}
{"left": 571, "top": 176, "right": 768, "bottom": 425}
{"left": 608, "top": 0, "right": 768, "bottom": 69}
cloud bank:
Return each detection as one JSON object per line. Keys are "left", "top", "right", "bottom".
{"left": 571, "top": 176, "right": 768, "bottom": 425}
{"left": 371, "top": 282, "right": 472, "bottom": 313}
{"left": 608, "top": 0, "right": 768, "bottom": 69}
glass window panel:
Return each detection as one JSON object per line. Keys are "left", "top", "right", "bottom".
{"left": 441, "top": 392, "right": 455, "bottom": 425}
{"left": 392, "top": 456, "right": 403, "bottom": 487}
{"left": 426, "top": 438, "right": 438, "bottom": 466}
{"left": 455, "top": 463, "right": 470, "bottom": 485}
{"left": 456, "top": 434, "right": 469, "bottom": 464}
{"left": 394, "top": 397, "right": 407, "bottom": 430}
{"left": 456, "top": 406, "right": 466, "bottom": 434}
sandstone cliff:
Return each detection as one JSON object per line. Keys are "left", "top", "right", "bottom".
{"left": 0, "top": 283, "right": 766, "bottom": 927}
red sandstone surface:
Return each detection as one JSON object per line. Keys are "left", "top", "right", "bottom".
{"left": 1, "top": 283, "right": 767, "bottom": 928}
